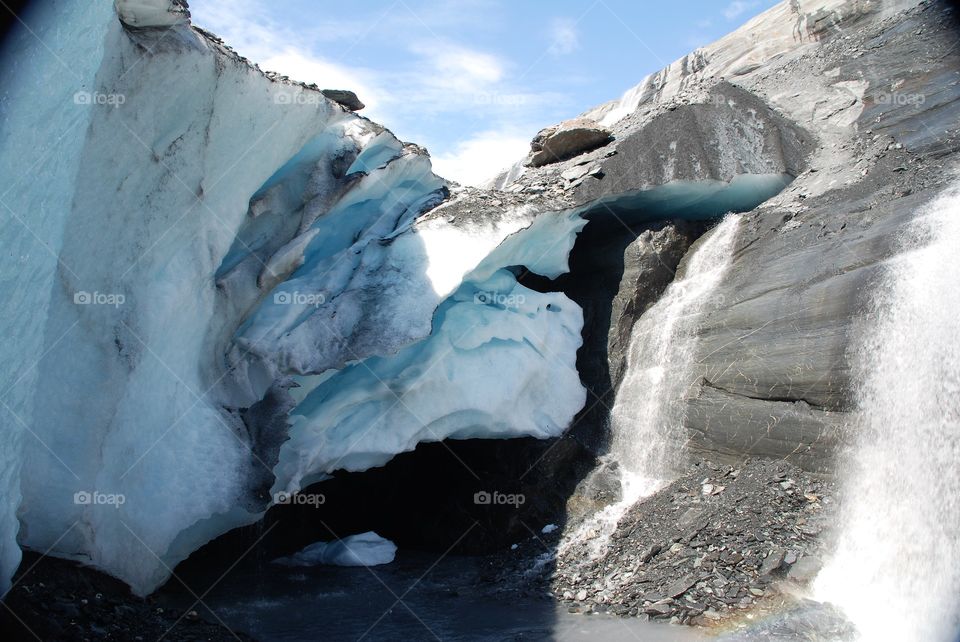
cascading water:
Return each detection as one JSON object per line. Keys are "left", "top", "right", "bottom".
{"left": 814, "top": 185, "right": 960, "bottom": 642}
{"left": 610, "top": 213, "right": 741, "bottom": 485}
{"left": 560, "top": 214, "right": 742, "bottom": 557}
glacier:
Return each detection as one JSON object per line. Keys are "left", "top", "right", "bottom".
{"left": 0, "top": 0, "right": 118, "bottom": 597}
{"left": 0, "top": 0, "right": 589, "bottom": 595}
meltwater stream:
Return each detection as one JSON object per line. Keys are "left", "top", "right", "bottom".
{"left": 610, "top": 213, "right": 742, "bottom": 486}
{"left": 814, "top": 185, "right": 960, "bottom": 641}
{"left": 560, "top": 214, "right": 741, "bottom": 557}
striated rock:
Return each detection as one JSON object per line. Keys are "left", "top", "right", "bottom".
{"left": 321, "top": 89, "right": 365, "bottom": 111}
{"left": 574, "top": 83, "right": 810, "bottom": 205}
{"left": 607, "top": 222, "right": 700, "bottom": 387}
{"left": 492, "top": 0, "right": 960, "bottom": 473}
{"left": 528, "top": 118, "right": 613, "bottom": 167}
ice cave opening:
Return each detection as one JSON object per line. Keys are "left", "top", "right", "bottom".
{"left": 174, "top": 173, "right": 794, "bottom": 584}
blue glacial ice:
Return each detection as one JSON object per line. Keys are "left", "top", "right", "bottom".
{"left": 0, "top": 0, "right": 589, "bottom": 596}
{"left": 274, "top": 531, "right": 397, "bottom": 567}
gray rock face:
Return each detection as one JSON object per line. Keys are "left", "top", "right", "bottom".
{"left": 321, "top": 89, "right": 365, "bottom": 111}
{"left": 686, "top": 384, "right": 847, "bottom": 471}
{"left": 682, "top": 187, "right": 929, "bottom": 469}
{"left": 488, "top": 0, "right": 960, "bottom": 472}
{"left": 678, "top": 0, "right": 960, "bottom": 468}
{"left": 574, "top": 83, "right": 811, "bottom": 205}
{"left": 607, "top": 223, "right": 698, "bottom": 387}
{"left": 564, "top": 457, "right": 623, "bottom": 524}
{"left": 787, "top": 555, "right": 823, "bottom": 583}
{"left": 528, "top": 118, "right": 613, "bottom": 167}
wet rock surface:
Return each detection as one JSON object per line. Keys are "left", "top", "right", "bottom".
{"left": 0, "top": 554, "right": 251, "bottom": 641}
{"left": 607, "top": 223, "right": 700, "bottom": 388}
{"left": 483, "top": 459, "right": 840, "bottom": 632}
{"left": 714, "top": 599, "right": 856, "bottom": 640}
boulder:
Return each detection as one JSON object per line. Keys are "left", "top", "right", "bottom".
{"left": 760, "top": 548, "right": 787, "bottom": 576}
{"left": 115, "top": 0, "right": 190, "bottom": 28}
{"left": 665, "top": 576, "right": 697, "bottom": 598}
{"left": 565, "top": 458, "right": 623, "bottom": 523}
{"left": 321, "top": 89, "right": 365, "bottom": 111}
{"left": 528, "top": 118, "right": 612, "bottom": 167}
{"left": 787, "top": 556, "right": 823, "bottom": 583}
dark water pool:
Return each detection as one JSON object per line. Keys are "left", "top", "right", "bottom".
{"left": 161, "top": 551, "right": 705, "bottom": 642}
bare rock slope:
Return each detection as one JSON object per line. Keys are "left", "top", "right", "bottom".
{"left": 481, "top": 0, "right": 960, "bottom": 470}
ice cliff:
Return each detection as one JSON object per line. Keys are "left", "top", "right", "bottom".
{"left": 0, "top": 0, "right": 587, "bottom": 594}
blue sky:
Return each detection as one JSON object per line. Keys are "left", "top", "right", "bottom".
{"left": 190, "top": 0, "right": 780, "bottom": 185}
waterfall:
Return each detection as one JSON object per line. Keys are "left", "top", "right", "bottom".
{"left": 561, "top": 214, "right": 741, "bottom": 557}
{"left": 610, "top": 213, "right": 741, "bottom": 485}
{"left": 814, "top": 185, "right": 960, "bottom": 641}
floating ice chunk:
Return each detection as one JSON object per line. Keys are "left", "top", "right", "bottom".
{"left": 274, "top": 532, "right": 397, "bottom": 567}
{"left": 542, "top": 524, "right": 559, "bottom": 534}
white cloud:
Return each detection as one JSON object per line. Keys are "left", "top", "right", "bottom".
{"left": 187, "top": 0, "right": 572, "bottom": 183}
{"left": 723, "top": 0, "right": 761, "bottom": 20}
{"left": 548, "top": 18, "right": 580, "bottom": 56}
{"left": 409, "top": 41, "right": 504, "bottom": 88}
{"left": 258, "top": 50, "right": 388, "bottom": 115}
{"left": 190, "top": 0, "right": 372, "bottom": 49}
{"left": 430, "top": 130, "right": 531, "bottom": 187}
